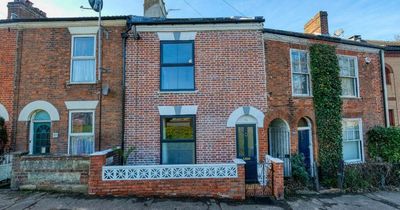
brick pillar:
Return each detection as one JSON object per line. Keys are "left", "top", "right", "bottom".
{"left": 88, "top": 154, "right": 106, "bottom": 195}
{"left": 235, "top": 160, "right": 246, "bottom": 200}
{"left": 271, "top": 160, "right": 284, "bottom": 200}
{"left": 10, "top": 151, "right": 28, "bottom": 190}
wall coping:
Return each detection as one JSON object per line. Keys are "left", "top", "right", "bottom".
{"left": 90, "top": 147, "right": 120, "bottom": 156}
{"left": 266, "top": 155, "right": 284, "bottom": 164}
{"left": 233, "top": 159, "right": 246, "bottom": 165}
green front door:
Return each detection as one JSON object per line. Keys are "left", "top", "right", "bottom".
{"left": 33, "top": 122, "right": 51, "bottom": 155}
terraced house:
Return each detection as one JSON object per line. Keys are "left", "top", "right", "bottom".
{"left": 0, "top": 0, "right": 389, "bottom": 201}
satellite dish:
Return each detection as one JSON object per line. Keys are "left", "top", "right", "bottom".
{"left": 333, "top": 28, "right": 344, "bottom": 37}
{"left": 89, "top": 0, "right": 103, "bottom": 12}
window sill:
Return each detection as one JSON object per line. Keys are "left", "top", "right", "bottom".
{"left": 341, "top": 96, "right": 361, "bottom": 100}
{"left": 158, "top": 90, "right": 199, "bottom": 94}
{"left": 344, "top": 160, "right": 364, "bottom": 165}
{"left": 67, "top": 81, "right": 98, "bottom": 86}
{"left": 292, "top": 95, "right": 313, "bottom": 99}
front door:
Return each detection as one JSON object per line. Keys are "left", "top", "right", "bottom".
{"left": 298, "top": 129, "right": 312, "bottom": 175}
{"left": 33, "top": 122, "right": 51, "bottom": 155}
{"left": 236, "top": 124, "right": 257, "bottom": 183}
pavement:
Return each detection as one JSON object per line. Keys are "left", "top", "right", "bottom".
{"left": 0, "top": 189, "right": 400, "bottom": 210}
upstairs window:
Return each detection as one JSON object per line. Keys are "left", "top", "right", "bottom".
{"left": 71, "top": 36, "right": 96, "bottom": 83}
{"left": 161, "top": 41, "right": 195, "bottom": 91}
{"left": 291, "top": 49, "right": 311, "bottom": 96}
{"left": 339, "top": 56, "right": 359, "bottom": 97}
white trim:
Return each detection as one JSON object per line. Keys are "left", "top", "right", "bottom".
{"left": 136, "top": 23, "right": 264, "bottom": 32}
{"left": 158, "top": 105, "right": 198, "bottom": 116}
{"left": 70, "top": 35, "right": 97, "bottom": 84}
{"left": 0, "top": 20, "right": 126, "bottom": 29}
{"left": 157, "top": 32, "right": 197, "bottom": 41}
{"left": 68, "top": 110, "right": 95, "bottom": 155}
{"left": 65, "top": 101, "right": 99, "bottom": 110}
{"left": 342, "top": 118, "right": 364, "bottom": 163}
{"left": 290, "top": 49, "right": 312, "bottom": 97}
{"left": 338, "top": 55, "right": 360, "bottom": 98}
{"left": 18, "top": 101, "right": 60, "bottom": 121}
{"left": 68, "top": 27, "right": 98, "bottom": 35}
{"left": 227, "top": 106, "right": 264, "bottom": 128}
{"left": 0, "top": 103, "right": 9, "bottom": 121}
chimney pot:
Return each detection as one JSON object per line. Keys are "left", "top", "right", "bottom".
{"left": 304, "top": 11, "right": 329, "bottom": 35}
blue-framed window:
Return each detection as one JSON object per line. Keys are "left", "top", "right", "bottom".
{"left": 160, "top": 41, "right": 195, "bottom": 91}
{"left": 161, "top": 116, "right": 196, "bottom": 164}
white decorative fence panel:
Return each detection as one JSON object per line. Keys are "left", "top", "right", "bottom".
{"left": 102, "top": 163, "right": 238, "bottom": 181}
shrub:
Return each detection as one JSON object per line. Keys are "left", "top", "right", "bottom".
{"left": 310, "top": 44, "right": 343, "bottom": 187}
{"left": 291, "top": 153, "right": 310, "bottom": 185}
{"left": 367, "top": 126, "right": 400, "bottom": 163}
{"left": 0, "top": 117, "right": 7, "bottom": 155}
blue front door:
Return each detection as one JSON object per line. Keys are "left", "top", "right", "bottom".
{"left": 236, "top": 124, "right": 257, "bottom": 183}
{"left": 298, "top": 129, "right": 311, "bottom": 175}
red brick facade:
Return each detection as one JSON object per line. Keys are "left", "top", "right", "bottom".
{"left": 263, "top": 35, "right": 385, "bottom": 164}
{"left": 124, "top": 29, "right": 267, "bottom": 164}
{"left": 0, "top": 28, "right": 17, "bottom": 150}
{"left": 1, "top": 19, "right": 126, "bottom": 155}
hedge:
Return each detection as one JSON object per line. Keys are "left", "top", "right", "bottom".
{"left": 367, "top": 126, "right": 400, "bottom": 163}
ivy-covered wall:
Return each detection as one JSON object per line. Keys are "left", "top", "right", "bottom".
{"left": 310, "top": 44, "right": 343, "bottom": 186}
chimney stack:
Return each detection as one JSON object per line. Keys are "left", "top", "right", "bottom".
{"left": 304, "top": 11, "right": 329, "bottom": 35}
{"left": 7, "top": 0, "right": 46, "bottom": 19}
{"left": 144, "top": 0, "right": 167, "bottom": 18}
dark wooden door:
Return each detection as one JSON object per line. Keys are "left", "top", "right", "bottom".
{"left": 236, "top": 124, "right": 257, "bottom": 183}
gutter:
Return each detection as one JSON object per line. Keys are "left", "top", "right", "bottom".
{"left": 380, "top": 50, "right": 389, "bottom": 127}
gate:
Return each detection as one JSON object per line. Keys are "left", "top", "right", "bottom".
{"left": 269, "top": 127, "right": 291, "bottom": 177}
{"left": 0, "top": 153, "right": 12, "bottom": 182}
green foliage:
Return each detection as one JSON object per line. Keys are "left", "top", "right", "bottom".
{"left": 310, "top": 44, "right": 343, "bottom": 187}
{"left": 344, "top": 166, "right": 370, "bottom": 191}
{"left": 367, "top": 126, "right": 400, "bottom": 163}
{"left": 291, "top": 153, "right": 310, "bottom": 185}
{"left": 113, "top": 146, "right": 135, "bottom": 165}
{"left": 0, "top": 117, "right": 7, "bottom": 155}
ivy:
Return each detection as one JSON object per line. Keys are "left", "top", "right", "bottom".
{"left": 310, "top": 44, "right": 343, "bottom": 187}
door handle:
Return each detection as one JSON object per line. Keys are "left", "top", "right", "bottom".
{"left": 243, "top": 157, "right": 251, "bottom": 160}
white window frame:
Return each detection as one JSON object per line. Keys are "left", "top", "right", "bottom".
{"left": 338, "top": 55, "right": 360, "bottom": 98}
{"left": 290, "top": 49, "right": 312, "bottom": 97}
{"left": 342, "top": 118, "right": 364, "bottom": 164}
{"left": 70, "top": 34, "right": 97, "bottom": 84}
{"left": 68, "top": 110, "right": 95, "bottom": 155}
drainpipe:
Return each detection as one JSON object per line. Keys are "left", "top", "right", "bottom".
{"left": 12, "top": 29, "right": 23, "bottom": 151}
{"left": 380, "top": 49, "right": 389, "bottom": 127}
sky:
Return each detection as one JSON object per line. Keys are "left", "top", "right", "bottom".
{"left": 0, "top": 0, "right": 399, "bottom": 41}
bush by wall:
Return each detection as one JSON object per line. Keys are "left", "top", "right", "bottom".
{"left": 0, "top": 117, "right": 7, "bottom": 155}
{"left": 310, "top": 44, "right": 343, "bottom": 187}
{"left": 367, "top": 126, "right": 400, "bottom": 163}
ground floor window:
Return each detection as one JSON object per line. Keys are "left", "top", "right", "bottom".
{"left": 342, "top": 118, "right": 363, "bottom": 163}
{"left": 69, "top": 111, "right": 95, "bottom": 155}
{"left": 161, "top": 116, "right": 195, "bottom": 164}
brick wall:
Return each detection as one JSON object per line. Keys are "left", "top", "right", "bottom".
{"left": 88, "top": 151, "right": 247, "bottom": 200}
{"left": 124, "top": 30, "right": 267, "bottom": 164}
{"left": 0, "top": 29, "right": 17, "bottom": 150}
{"left": 264, "top": 38, "right": 385, "bottom": 161}
{"left": 12, "top": 25, "right": 124, "bottom": 154}
{"left": 11, "top": 152, "right": 90, "bottom": 193}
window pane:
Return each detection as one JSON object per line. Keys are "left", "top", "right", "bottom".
{"left": 163, "top": 117, "right": 194, "bottom": 140}
{"left": 72, "top": 59, "right": 96, "bottom": 83}
{"left": 237, "top": 127, "right": 245, "bottom": 157}
{"left": 162, "top": 142, "right": 195, "bottom": 164}
{"left": 34, "top": 111, "right": 50, "bottom": 121}
{"left": 71, "top": 112, "right": 93, "bottom": 133}
{"left": 299, "top": 52, "right": 309, "bottom": 73}
{"left": 343, "top": 141, "right": 360, "bottom": 161}
{"left": 70, "top": 136, "right": 94, "bottom": 155}
{"left": 293, "top": 74, "right": 309, "bottom": 95}
{"left": 342, "top": 120, "right": 360, "bottom": 141}
{"left": 74, "top": 37, "right": 95, "bottom": 57}
{"left": 161, "top": 67, "right": 194, "bottom": 90}
{"left": 162, "top": 43, "right": 193, "bottom": 64}
{"left": 291, "top": 51, "right": 301, "bottom": 73}
{"left": 341, "top": 78, "right": 356, "bottom": 96}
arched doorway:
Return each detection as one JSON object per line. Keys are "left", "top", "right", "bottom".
{"left": 30, "top": 110, "right": 51, "bottom": 155}
{"left": 297, "top": 117, "right": 314, "bottom": 176}
{"left": 269, "top": 119, "right": 291, "bottom": 177}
